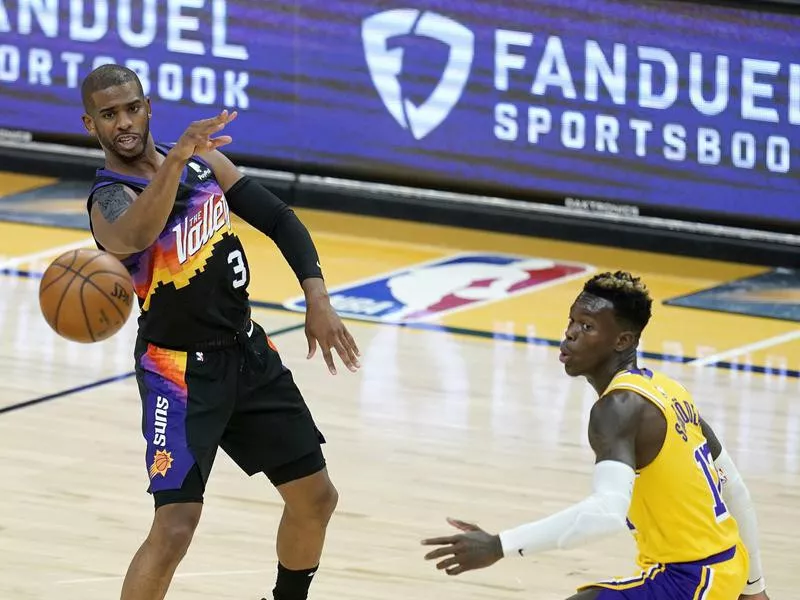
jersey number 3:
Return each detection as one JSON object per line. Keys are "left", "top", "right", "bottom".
{"left": 228, "top": 250, "right": 247, "bottom": 289}
{"left": 694, "top": 441, "right": 730, "bottom": 522}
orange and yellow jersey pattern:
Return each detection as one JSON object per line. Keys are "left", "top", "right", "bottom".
{"left": 601, "top": 367, "right": 742, "bottom": 568}
{"left": 87, "top": 143, "right": 251, "bottom": 348}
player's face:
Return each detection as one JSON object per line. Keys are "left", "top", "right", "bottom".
{"left": 559, "top": 293, "right": 627, "bottom": 377}
{"left": 82, "top": 82, "right": 151, "bottom": 162}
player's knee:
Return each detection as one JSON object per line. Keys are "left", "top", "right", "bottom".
{"left": 307, "top": 478, "right": 338, "bottom": 524}
{"left": 320, "top": 480, "right": 339, "bottom": 520}
{"left": 150, "top": 503, "right": 202, "bottom": 558}
{"left": 287, "top": 477, "right": 339, "bottom": 526}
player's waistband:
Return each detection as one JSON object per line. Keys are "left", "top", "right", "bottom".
{"left": 139, "top": 316, "right": 255, "bottom": 352}
{"left": 186, "top": 319, "right": 255, "bottom": 351}
{"left": 670, "top": 545, "right": 737, "bottom": 568}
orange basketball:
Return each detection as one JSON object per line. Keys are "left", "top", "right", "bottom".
{"left": 38, "top": 248, "right": 135, "bottom": 343}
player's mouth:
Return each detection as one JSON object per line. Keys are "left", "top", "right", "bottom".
{"left": 115, "top": 134, "right": 140, "bottom": 151}
{"left": 558, "top": 342, "right": 572, "bottom": 364}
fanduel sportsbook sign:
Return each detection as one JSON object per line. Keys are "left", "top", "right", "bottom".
{"left": 1, "top": 0, "right": 798, "bottom": 226}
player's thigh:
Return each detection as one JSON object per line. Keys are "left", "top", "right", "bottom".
{"left": 704, "top": 545, "right": 748, "bottom": 600}
{"left": 135, "top": 340, "right": 237, "bottom": 496}
{"left": 220, "top": 324, "right": 326, "bottom": 483}
{"left": 572, "top": 558, "right": 743, "bottom": 600}
{"left": 568, "top": 586, "right": 652, "bottom": 599}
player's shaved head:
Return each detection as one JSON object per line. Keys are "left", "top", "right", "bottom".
{"left": 81, "top": 64, "right": 145, "bottom": 112}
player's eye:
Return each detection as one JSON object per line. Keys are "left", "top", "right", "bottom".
{"left": 581, "top": 323, "right": 593, "bottom": 331}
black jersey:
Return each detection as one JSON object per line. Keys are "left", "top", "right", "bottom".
{"left": 87, "top": 144, "right": 251, "bottom": 349}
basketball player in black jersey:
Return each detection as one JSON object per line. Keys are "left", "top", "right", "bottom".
{"left": 80, "top": 64, "right": 359, "bottom": 600}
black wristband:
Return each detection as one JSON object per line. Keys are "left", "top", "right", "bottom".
{"left": 225, "top": 176, "right": 323, "bottom": 282}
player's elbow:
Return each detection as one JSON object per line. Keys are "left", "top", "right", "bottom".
{"left": 125, "top": 228, "right": 159, "bottom": 252}
{"left": 601, "top": 490, "right": 631, "bottom": 526}
{"left": 267, "top": 205, "right": 299, "bottom": 239}
{"left": 92, "top": 220, "right": 151, "bottom": 255}
{"left": 558, "top": 492, "right": 630, "bottom": 551}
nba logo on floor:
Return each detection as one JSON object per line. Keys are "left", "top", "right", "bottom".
{"left": 284, "top": 253, "right": 593, "bottom": 323}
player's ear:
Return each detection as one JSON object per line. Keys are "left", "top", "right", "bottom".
{"left": 146, "top": 97, "right": 152, "bottom": 118}
{"left": 615, "top": 330, "right": 637, "bottom": 352}
{"left": 81, "top": 113, "right": 96, "bottom": 136}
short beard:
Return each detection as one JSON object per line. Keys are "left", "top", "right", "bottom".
{"left": 100, "top": 120, "right": 150, "bottom": 164}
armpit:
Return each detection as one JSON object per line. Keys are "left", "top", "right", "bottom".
{"left": 93, "top": 184, "right": 134, "bottom": 223}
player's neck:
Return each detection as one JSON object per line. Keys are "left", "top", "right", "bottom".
{"left": 104, "top": 140, "right": 163, "bottom": 180}
{"left": 588, "top": 352, "right": 638, "bottom": 396}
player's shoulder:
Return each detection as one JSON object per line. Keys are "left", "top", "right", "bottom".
{"left": 602, "top": 367, "right": 677, "bottom": 410}
{"left": 593, "top": 387, "right": 648, "bottom": 417}
{"left": 88, "top": 180, "right": 137, "bottom": 205}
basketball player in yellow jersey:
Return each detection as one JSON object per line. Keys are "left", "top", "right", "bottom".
{"left": 421, "top": 271, "right": 770, "bottom": 600}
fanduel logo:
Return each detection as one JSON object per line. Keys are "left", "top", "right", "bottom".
{"left": 362, "top": 10, "right": 474, "bottom": 140}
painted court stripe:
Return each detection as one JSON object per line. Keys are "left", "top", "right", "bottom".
{"left": 0, "top": 323, "right": 307, "bottom": 416}
{"left": 0, "top": 236, "right": 94, "bottom": 270}
{"left": 0, "top": 372, "right": 135, "bottom": 415}
{"left": 687, "top": 330, "right": 800, "bottom": 367}
{"left": 255, "top": 300, "right": 800, "bottom": 379}
{"left": 0, "top": 267, "right": 44, "bottom": 279}
{"left": 0, "top": 270, "right": 796, "bottom": 383}
{"left": 57, "top": 568, "right": 269, "bottom": 585}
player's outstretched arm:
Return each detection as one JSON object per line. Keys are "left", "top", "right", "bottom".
{"left": 420, "top": 391, "right": 640, "bottom": 576}
{"left": 202, "top": 149, "right": 323, "bottom": 286}
{"left": 700, "top": 418, "right": 768, "bottom": 599}
{"left": 204, "top": 149, "right": 361, "bottom": 375}
{"left": 90, "top": 110, "right": 237, "bottom": 254}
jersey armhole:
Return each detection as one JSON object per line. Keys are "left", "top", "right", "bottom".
{"left": 604, "top": 383, "right": 670, "bottom": 472}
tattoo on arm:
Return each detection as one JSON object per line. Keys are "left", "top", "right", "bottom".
{"left": 93, "top": 184, "right": 134, "bottom": 223}
{"left": 588, "top": 391, "right": 644, "bottom": 469}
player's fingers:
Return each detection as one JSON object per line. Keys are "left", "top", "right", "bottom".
{"left": 321, "top": 344, "right": 337, "bottom": 375}
{"left": 195, "top": 111, "right": 233, "bottom": 132}
{"left": 209, "top": 136, "right": 233, "bottom": 149}
{"left": 331, "top": 337, "right": 356, "bottom": 372}
{"left": 192, "top": 112, "right": 227, "bottom": 129}
{"left": 423, "top": 545, "right": 456, "bottom": 561}
{"left": 421, "top": 535, "right": 459, "bottom": 546}
{"left": 343, "top": 327, "right": 361, "bottom": 357}
{"left": 447, "top": 517, "right": 480, "bottom": 532}
{"left": 337, "top": 331, "right": 360, "bottom": 371}
{"left": 306, "top": 331, "right": 317, "bottom": 359}
{"left": 213, "top": 109, "right": 238, "bottom": 127}
{"left": 445, "top": 564, "right": 466, "bottom": 576}
{"left": 435, "top": 556, "right": 461, "bottom": 571}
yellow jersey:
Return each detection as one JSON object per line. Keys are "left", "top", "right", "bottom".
{"left": 602, "top": 367, "right": 743, "bottom": 567}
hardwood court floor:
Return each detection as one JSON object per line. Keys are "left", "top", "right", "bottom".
{"left": 0, "top": 172, "right": 797, "bottom": 599}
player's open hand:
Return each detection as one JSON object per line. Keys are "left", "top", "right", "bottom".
{"left": 421, "top": 517, "right": 504, "bottom": 576}
{"left": 172, "top": 109, "right": 238, "bottom": 161}
{"left": 304, "top": 291, "right": 360, "bottom": 375}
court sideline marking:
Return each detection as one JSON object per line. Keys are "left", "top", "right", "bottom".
{"left": 0, "top": 323, "right": 307, "bottom": 416}
{"left": 1, "top": 270, "right": 798, "bottom": 385}
{"left": 0, "top": 236, "right": 95, "bottom": 270}
{"left": 688, "top": 329, "right": 800, "bottom": 367}
{"left": 57, "top": 569, "right": 270, "bottom": 585}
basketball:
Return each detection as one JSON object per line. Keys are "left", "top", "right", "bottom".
{"left": 38, "top": 248, "right": 135, "bottom": 343}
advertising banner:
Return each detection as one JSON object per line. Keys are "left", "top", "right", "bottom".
{"left": 1, "top": 0, "right": 798, "bottom": 226}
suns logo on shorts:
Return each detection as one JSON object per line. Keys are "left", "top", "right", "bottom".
{"left": 149, "top": 449, "right": 174, "bottom": 478}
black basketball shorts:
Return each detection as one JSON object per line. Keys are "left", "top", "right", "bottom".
{"left": 133, "top": 319, "right": 326, "bottom": 506}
